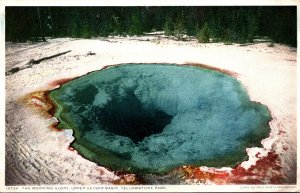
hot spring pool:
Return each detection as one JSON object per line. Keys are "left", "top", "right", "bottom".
{"left": 49, "top": 64, "right": 271, "bottom": 174}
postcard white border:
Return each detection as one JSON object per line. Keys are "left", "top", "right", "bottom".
{"left": 1, "top": 0, "right": 299, "bottom": 192}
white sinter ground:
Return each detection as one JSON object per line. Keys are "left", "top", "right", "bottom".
{"left": 5, "top": 36, "right": 297, "bottom": 185}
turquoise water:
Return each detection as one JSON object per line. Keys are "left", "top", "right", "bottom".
{"left": 50, "top": 64, "right": 271, "bottom": 174}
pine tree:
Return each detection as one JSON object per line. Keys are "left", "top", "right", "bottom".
{"left": 173, "top": 16, "right": 186, "bottom": 40}
{"left": 247, "top": 15, "right": 258, "bottom": 42}
{"left": 163, "top": 16, "right": 174, "bottom": 36}
{"left": 129, "top": 11, "right": 143, "bottom": 35}
{"left": 197, "top": 22, "right": 210, "bottom": 43}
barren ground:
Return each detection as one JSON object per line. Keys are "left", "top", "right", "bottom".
{"left": 4, "top": 36, "right": 297, "bottom": 186}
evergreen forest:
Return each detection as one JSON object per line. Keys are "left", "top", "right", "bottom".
{"left": 5, "top": 6, "right": 297, "bottom": 47}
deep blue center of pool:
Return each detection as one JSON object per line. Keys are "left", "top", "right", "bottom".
{"left": 91, "top": 91, "right": 173, "bottom": 144}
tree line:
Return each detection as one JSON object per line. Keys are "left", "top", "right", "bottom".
{"left": 5, "top": 6, "right": 297, "bottom": 46}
